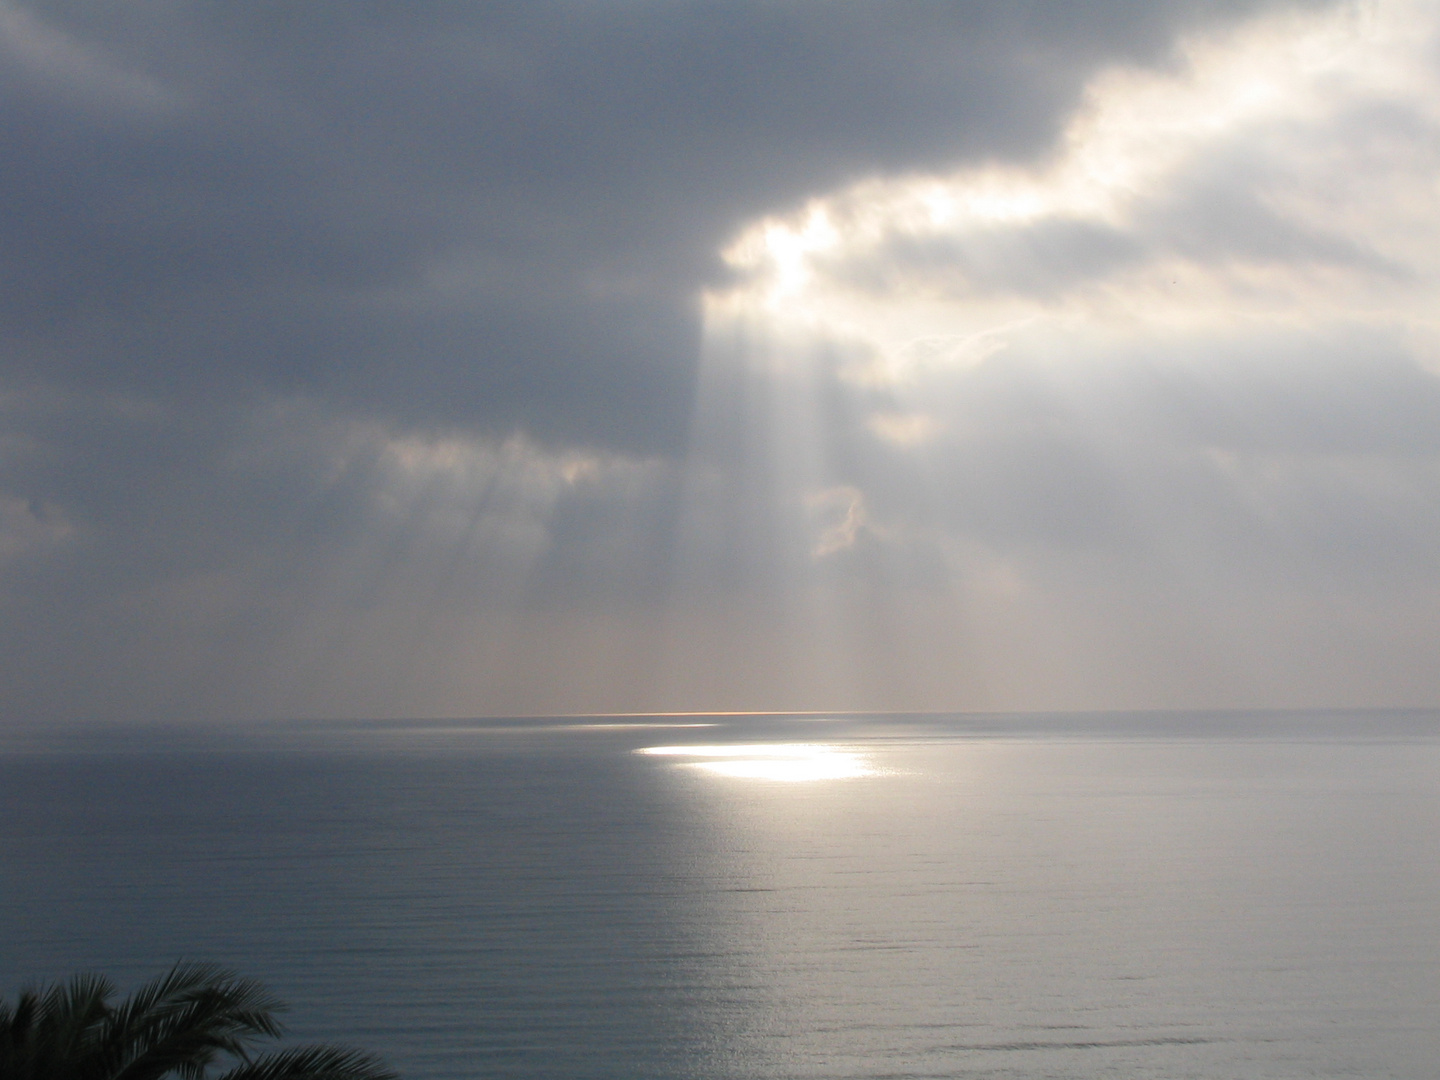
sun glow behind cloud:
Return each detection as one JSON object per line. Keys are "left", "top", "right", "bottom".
{"left": 663, "top": 0, "right": 1440, "bottom": 711}
{"left": 707, "top": 0, "right": 1440, "bottom": 370}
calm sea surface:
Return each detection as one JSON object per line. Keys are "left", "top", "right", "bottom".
{"left": 3, "top": 711, "right": 1439, "bottom": 1079}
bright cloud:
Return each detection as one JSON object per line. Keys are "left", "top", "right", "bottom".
{"left": 674, "top": 0, "right": 1440, "bottom": 710}
{"left": 709, "top": 0, "right": 1440, "bottom": 374}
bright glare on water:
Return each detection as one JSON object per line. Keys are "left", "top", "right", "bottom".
{"left": 3, "top": 711, "right": 1439, "bottom": 1079}
{"left": 636, "top": 743, "right": 875, "bottom": 780}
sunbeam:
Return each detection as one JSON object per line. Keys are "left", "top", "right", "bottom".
{"left": 654, "top": 0, "right": 1440, "bottom": 713}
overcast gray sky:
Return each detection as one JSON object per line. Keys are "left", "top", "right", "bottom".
{"left": 4, "top": 0, "right": 1438, "bottom": 723}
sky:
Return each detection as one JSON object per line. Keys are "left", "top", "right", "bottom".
{"left": 3, "top": 0, "right": 1439, "bottom": 723}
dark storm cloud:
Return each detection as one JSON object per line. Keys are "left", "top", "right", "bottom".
{"left": 1, "top": 0, "right": 1318, "bottom": 450}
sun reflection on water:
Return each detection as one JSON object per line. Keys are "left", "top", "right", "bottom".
{"left": 636, "top": 743, "right": 874, "bottom": 781}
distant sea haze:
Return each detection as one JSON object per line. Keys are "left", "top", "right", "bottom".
{"left": 4, "top": 711, "right": 1438, "bottom": 1079}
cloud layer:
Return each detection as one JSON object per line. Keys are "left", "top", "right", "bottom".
{"left": 5, "top": 0, "right": 1438, "bottom": 720}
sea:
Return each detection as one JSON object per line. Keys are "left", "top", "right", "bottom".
{"left": 2, "top": 710, "right": 1438, "bottom": 1080}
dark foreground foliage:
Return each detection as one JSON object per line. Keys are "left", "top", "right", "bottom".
{"left": 0, "top": 963, "right": 397, "bottom": 1080}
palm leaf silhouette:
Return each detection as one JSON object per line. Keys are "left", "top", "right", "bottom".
{"left": 0, "top": 964, "right": 396, "bottom": 1080}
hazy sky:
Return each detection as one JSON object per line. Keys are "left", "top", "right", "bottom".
{"left": 4, "top": 0, "right": 1438, "bottom": 722}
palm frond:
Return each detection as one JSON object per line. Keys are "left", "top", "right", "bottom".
{"left": 2, "top": 966, "right": 394, "bottom": 1080}
{"left": 104, "top": 964, "right": 286, "bottom": 1080}
{"left": 0, "top": 972, "right": 115, "bottom": 1080}
{"left": 0, "top": 988, "right": 37, "bottom": 1079}
{"left": 212, "top": 1045, "right": 398, "bottom": 1080}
